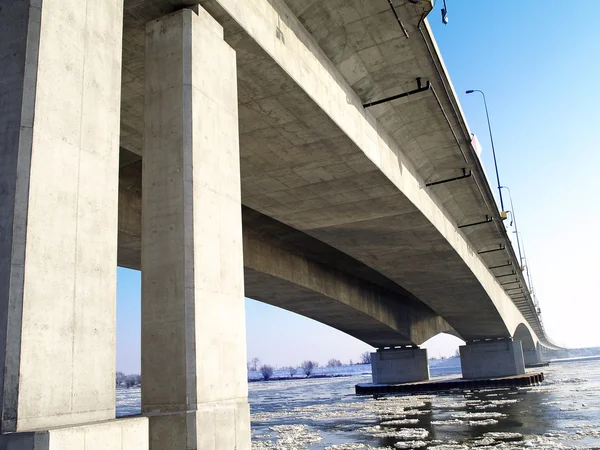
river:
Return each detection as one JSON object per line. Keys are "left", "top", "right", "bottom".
{"left": 116, "top": 359, "right": 600, "bottom": 448}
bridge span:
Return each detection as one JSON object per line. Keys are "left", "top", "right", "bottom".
{"left": 1, "top": 0, "right": 555, "bottom": 447}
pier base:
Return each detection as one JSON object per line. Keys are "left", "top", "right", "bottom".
{"left": 371, "top": 348, "right": 430, "bottom": 384}
{"left": 0, "top": 418, "right": 148, "bottom": 449}
{"left": 460, "top": 340, "right": 525, "bottom": 379}
{"left": 356, "top": 372, "right": 544, "bottom": 395}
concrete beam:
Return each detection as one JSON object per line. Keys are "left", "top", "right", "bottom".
{"left": 0, "top": 0, "right": 123, "bottom": 433}
{"left": 244, "top": 226, "right": 454, "bottom": 347}
{"left": 117, "top": 181, "right": 456, "bottom": 347}
{"left": 194, "top": 0, "right": 533, "bottom": 341}
{"left": 142, "top": 7, "right": 249, "bottom": 448}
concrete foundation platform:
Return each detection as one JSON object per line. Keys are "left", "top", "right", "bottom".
{"left": 355, "top": 372, "right": 544, "bottom": 395}
{"left": 526, "top": 362, "right": 550, "bottom": 368}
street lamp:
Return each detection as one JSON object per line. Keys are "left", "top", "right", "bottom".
{"left": 500, "top": 186, "right": 523, "bottom": 269}
{"left": 465, "top": 89, "right": 505, "bottom": 212}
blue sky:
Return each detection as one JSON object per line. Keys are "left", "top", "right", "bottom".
{"left": 116, "top": 1, "right": 600, "bottom": 374}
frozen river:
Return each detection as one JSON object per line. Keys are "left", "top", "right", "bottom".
{"left": 117, "top": 359, "right": 600, "bottom": 448}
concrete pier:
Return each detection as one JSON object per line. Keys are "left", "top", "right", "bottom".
{"left": 460, "top": 340, "right": 526, "bottom": 379}
{"left": 371, "top": 348, "right": 430, "bottom": 384}
{"left": 0, "top": 0, "right": 146, "bottom": 445}
{"left": 141, "top": 7, "right": 250, "bottom": 449}
{"left": 524, "top": 345, "right": 544, "bottom": 367}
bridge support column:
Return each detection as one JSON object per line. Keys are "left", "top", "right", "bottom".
{"left": 459, "top": 340, "right": 525, "bottom": 379}
{"left": 0, "top": 0, "right": 146, "bottom": 447}
{"left": 142, "top": 7, "right": 250, "bottom": 450}
{"left": 523, "top": 345, "right": 543, "bottom": 367}
{"left": 371, "top": 347, "right": 430, "bottom": 384}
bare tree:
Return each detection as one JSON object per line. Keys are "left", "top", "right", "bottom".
{"left": 288, "top": 366, "right": 298, "bottom": 377}
{"left": 301, "top": 360, "right": 319, "bottom": 376}
{"left": 327, "top": 358, "right": 342, "bottom": 367}
{"left": 116, "top": 371, "right": 126, "bottom": 386}
{"left": 124, "top": 374, "right": 140, "bottom": 388}
{"left": 360, "top": 351, "right": 372, "bottom": 364}
{"left": 249, "top": 357, "right": 261, "bottom": 372}
{"left": 260, "top": 365, "right": 274, "bottom": 381}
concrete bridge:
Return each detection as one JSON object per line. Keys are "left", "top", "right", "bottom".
{"left": 1, "top": 0, "right": 555, "bottom": 448}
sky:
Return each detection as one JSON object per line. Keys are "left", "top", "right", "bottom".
{"left": 116, "top": 1, "right": 600, "bottom": 374}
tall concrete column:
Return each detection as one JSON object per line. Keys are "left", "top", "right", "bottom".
{"left": 371, "top": 347, "right": 430, "bottom": 384}
{"left": 460, "top": 339, "right": 526, "bottom": 379}
{"left": 142, "top": 7, "right": 250, "bottom": 449}
{"left": 0, "top": 0, "right": 123, "bottom": 435}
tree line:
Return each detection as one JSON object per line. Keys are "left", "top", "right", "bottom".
{"left": 116, "top": 372, "right": 141, "bottom": 388}
{"left": 115, "top": 352, "right": 373, "bottom": 386}
{"left": 248, "top": 351, "right": 372, "bottom": 381}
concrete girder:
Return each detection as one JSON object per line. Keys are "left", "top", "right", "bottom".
{"left": 116, "top": 0, "right": 545, "bottom": 343}
{"left": 117, "top": 176, "right": 455, "bottom": 348}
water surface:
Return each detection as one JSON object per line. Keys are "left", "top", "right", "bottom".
{"left": 117, "top": 359, "right": 600, "bottom": 448}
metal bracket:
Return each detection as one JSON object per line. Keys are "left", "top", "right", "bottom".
{"left": 505, "top": 287, "right": 523, "bottom": 292}
{"left": 500, "top": 280, "right": 520, "bottom": 286}
{"left": 426, "top": 168, "right": 472, "bottom": 187}
{"left": 478, "top": 245, "right": 506, "bottom": 255}
{"left": 363, "top": 77, "right": 431, "bottom": 108}
{"left": 458, "top": 215, "right": 492, "bottom": 229}
{"left": 489, "top": 261, "right": 511, "bottom": 270}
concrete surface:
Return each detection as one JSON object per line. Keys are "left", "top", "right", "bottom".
{"left": 0, "top": 0, "right": 123, "bottom": 433}
{"left": 460, "top": 340, "right": 526, "bottom": 379}
{"left": 371, "top": 348, "right": 430, "bottom": 384}
{"left": 0, "top": 417, "right": 148, "bottom": 450}
{"left": 116, "top": 0, "right": 544, "bottom": 346}
{"left": 524, "top": 346, "right": 544, "bottom": 367}
{"left": 118, "top": 177, "right": 456, "bottom": 347}
{"left": 141, "top": 7, "right": 250, "bottom": 448}
{"left": 0, "top": 0, "right": 554, "bottom": 445}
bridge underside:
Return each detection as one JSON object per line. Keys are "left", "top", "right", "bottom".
{"left": 119, "top": 161, "right": 455, "bottom": 347}
{"left": 1, "top": 0, "right": 549, "bottom": 447}
{"left": 118, "top": 0, "right": 523, "bottom": 342}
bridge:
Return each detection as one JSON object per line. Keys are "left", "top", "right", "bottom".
{"left": 0, "top": 0, "right": 555, "bottom": 448}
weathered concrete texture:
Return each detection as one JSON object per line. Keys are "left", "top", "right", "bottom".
{"left": 195, "top": 0, "right": 536, "bottom": 343}
{"left": 279, "top": 0, "right": 541, "bottom": 334}
{"left": 116, "top": 0, "right": 541, "bottom": 346}
{"left": 0, "top": 0, "right": 123, "bottom": 433}
{"left": 460, "top": 340, "right": 525, "bottom": 379}
{"left": 371, "top": 348, "right": 430, "bottom": 384}
{"left": 142, "top": 7, "right": 250, "bottom": 449}
{"left": 0, "top": 417, "right": 148, "bottom": 450}
{"left": 117, "top": 176, "right": 457, "bottom": 347}
{"left": 244, "top": 222, "right": 456, "bottom": 347}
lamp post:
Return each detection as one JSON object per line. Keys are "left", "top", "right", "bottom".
{"left": 500, "top": 186, "right": 523, "bottom": 269}
{"left": 465, "top": 89, "right": 505, "bottom": 212}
